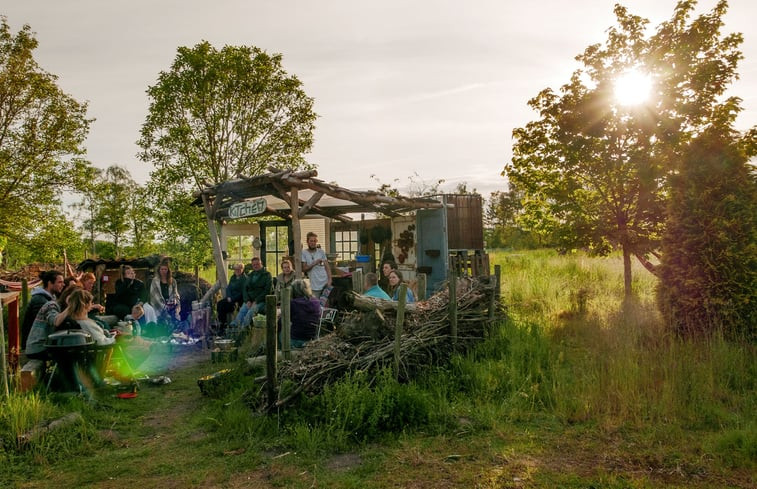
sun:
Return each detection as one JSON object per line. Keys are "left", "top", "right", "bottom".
{"left": 614, "top": 69, "right": 652, "bottom": 106}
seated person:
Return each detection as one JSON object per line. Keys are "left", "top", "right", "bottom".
{"left": 362, "top": 272, "right": 391, "bottom": 300}
{"left": 388, "top": 269, "right": 415, "bottom": 303}
{"left": 235, "top": 257, "right": 272, "bottom": 326}
{"left": 274, "top": 258, "right": 296, "bottom": 302}
{"left": 25, "top": 282, "right": 81, "bottom": 360}
{"left": 55, "top": 289, "right": 115, "bottom": 347}
{"left": 279, "top": 279, "right": 322, "bottom": 348}
{"left": 217, "top": 263, "right": 245, "bottom": 331}
{"left": 149, "top": 260, "right": 181, "bottom": 327}
{"left": 111, "top": 265, "right": 148, "bottom": 319}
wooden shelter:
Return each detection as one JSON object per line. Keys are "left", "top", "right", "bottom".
{"left": 194, "top": 167, "right": 447, "bottom": 289}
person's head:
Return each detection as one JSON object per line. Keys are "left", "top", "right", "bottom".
{"left": 306, "top": 232, "right": 318, "bottom": 250}
{"left": 388, "top": 269, "right": 404, "bottom": 288}
{"left": 232, "top": 263, "right": 244, "bottom": 276}
{"left": 158, "top": 260, "right": 172, "bottom": 283}
{"left": 66, "top": 288, "right": 93, "bottom": 318}
{"left": 381, "top": 261, "right": 396, "bottom": 277}
{"left": 250, "top": 256, "right": 262, "bottom": 271}
{"left": 123, "top": 265, "right": 136, "bottom": 279}
{"left": 131, "top": 304, "right": 144, "bottom": 320}
{"left": 290, "top": 279, "right": 313, "bottom": 299}
{"left": 281, "top": 259, "right": 293, "bottom": 275}
{"left": 40, "top": 270, "right": 65, "bottom": 295}
{"left": 57, "top": 282, "right": 82, "bottom": 307}
{"left": 365, "top": 272, "right": 379, "bottom": 288}
{"left": 81, "top": 272, "right": 96, "bottom": 291}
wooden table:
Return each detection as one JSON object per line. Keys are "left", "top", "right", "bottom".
{"left": 1, "top": 291, "right": 21, "bottom": 373}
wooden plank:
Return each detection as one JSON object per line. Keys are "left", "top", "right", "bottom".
{"left": 265, "top": 295, "right": 277, "bottom": 409}
{"left": 291, "top": 188, "right": 302, "bottom": 278}
{"left": 298, "top": 191, "right": 324, "bottom": 218}
{"left": 281, "top": 287, "right": 291, "bottom": 361}
{"left": 449, "top": 270, "right": 457, "bottom": 343}
{"left": 394, "top": 283, "right": 407, "bottom": 381}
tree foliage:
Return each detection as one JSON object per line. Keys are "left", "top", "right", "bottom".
{"left": 91, "top": 165, "right": 134, "bottom": 258}
{"left": 505, "top": 1, "right": 747, "bottom": 296}
{"left": 138, "top": 40, "right": 317, "bottom": 192}
{"left": 0, "top": 17, "right": 92, "bottom": 242}
{"left": 657, "top": 127, "right": 757, "bottom": 340}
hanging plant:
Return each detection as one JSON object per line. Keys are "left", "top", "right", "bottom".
{"left": 370, "top": 226, "right": 386, "bottom": 244}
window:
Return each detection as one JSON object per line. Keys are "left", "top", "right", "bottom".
{"left": 333, "top": 230, "right": 358, "bottom": 262}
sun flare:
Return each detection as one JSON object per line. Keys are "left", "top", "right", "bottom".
{"left": 614, "top": 69, "right": 652, "bottom": 106}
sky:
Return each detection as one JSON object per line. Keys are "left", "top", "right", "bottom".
{"left": 4, "top": 0, "right": 757, "bottom": 197}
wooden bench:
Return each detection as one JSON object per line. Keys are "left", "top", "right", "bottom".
{"left": 20, "top": 359, "right": 45, "bottom": 392}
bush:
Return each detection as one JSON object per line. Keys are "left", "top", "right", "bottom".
{"left": 657, "top": 129, "right": 757, "bottom": 341}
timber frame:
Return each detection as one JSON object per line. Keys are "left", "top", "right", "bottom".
{"left": 194, "top": 167, "right": 446, "bottom": 291}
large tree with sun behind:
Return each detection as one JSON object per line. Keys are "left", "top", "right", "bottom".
{"left": 505, "top": 0, "right": 750, "bottom": 297}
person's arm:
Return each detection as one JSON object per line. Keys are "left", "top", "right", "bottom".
{"left": 54, "top": 306, "right": 71, "bottom": 328}
{"left": 242, "top": 276, "right": 252, "bottom": 304}
{"left": 302, "top": 258, "right": 315, "bottom": 273}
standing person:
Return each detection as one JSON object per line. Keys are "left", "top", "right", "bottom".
{"left": 301, "top": 232, "right": 332, "bottom": 299}
{"left": 274, "top": 258, "right": 296, "bottom": 302}
{"left": 149, "top": 260, "right": 180, "bottom": 328}
{"left": 362, "top": 272, "right": 391, "bottom": 300}
{"left": 235, "top": 256, "right": 272, "bottom": 326}
{"left": 21, "top": 270, "right": 65, "bottom": 350}
{"left": 111, "top": 266, "right": 148, "bottom": 319}
{"left": 217, "top": 263, "right": 245, "bottom": 331}
{"left": 388, "top": 269, "right": 415, "bottom": 303}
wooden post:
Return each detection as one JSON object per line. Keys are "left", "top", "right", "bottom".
{"left": 202, "top": 194, "right": 228, "bottom": 291}
{"left": 352, "top": 269, "right": 364, "bottom": 294}
{"left": 0, "top": 300, "right": 9, "bottom": 397}
{"left": 194, "top": 265, "right": 200, "bottom": 290}
{"left": 265, "top": 295, "right": 277, "bottom": 409}
{"left": 281, "top": 287, "right": 291, "bottom": 361}
{"left": 21, "top": 278, "right": 29, "bottom": 311}
{"left": 449, "top": 270, "right": 457, "bottom": 343}
{"left": 393, "top": 283, "right": 407, "bottom": 381}
{"left": 494, "top": 264, "right": 501, "bottom": 302}
{"left": 416, "top": 273, "right": 427, "bottom": 301}
{"left": 290, "top": 188, "right": 302, "bottom": 278}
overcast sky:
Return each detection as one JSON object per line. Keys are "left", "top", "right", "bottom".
{"left": 4, "top": 0, "right": 757, "bottom": 197}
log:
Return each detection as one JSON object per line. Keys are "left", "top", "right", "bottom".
{"left": 18, "top": 412, "right": 83, "bottom": 444}
{"left": 348, "top": 293, "right": 418, "bottom": 313}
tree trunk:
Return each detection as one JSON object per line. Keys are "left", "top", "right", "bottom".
{"left": 622, "top": 244, "right": 633, "bottom": 298}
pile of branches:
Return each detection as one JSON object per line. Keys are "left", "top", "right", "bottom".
{"left": 262, "top": 275, "right": 505, "bottom": 411}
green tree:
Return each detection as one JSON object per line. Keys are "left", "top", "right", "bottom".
{"left": 138, "top": 41, "right": 317, "bottom": 282}
{"left": 0, "top": 17, "right": 92, "bottom": 243}
{"left": 506, "top": 1, "right": 747, "bottom": 297}
{"left": 126, "top": 189, "right": 157, "bottom": 257}
{"left": 92, "top": 165, "right": 134, "bottom": 258}
{"left": 657, "top": 127, "right": 757, "bottom": 340}
{"left": 4, "top": 208, "right": 85, "bottom": 266}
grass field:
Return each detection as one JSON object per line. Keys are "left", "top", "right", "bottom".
{"left": 1, "top": 249, "right": 754, "bottom": 488}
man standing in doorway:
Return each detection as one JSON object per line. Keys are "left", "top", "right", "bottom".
{"left": 301, "top": 232, "right": 332, "bottom": 299}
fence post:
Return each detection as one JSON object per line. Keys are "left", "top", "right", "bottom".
{"left": 281, "top": 288, "right": 291, "bottom": 361}
{"left": 21, "top": 278, "right": 29, "bottom": 311}
{"left": 0, "top": 301, "right": 8, "bottom": 398}
{"left": 416, "top": 273, "right": 427, "bottom": 301}
{"left": 394, "top": 283, "right": 407, "bottom": 381}
{"left": 265, "top": 295, "right": 278, "bottom": 409}
{"left": 449, "top": 270, "right": 457, "bottom": 343}
{"left": 352, "top": 269, "right": 364, "bottom": 294}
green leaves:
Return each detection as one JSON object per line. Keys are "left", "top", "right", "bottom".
{"left": 139, "top": 41, "right": 317, "bottom": 192}
{"left": 0, "top": 16, "right": 92, "bottom": 241}
{"left": 505, "top": 1, "right": 750, "bottom": 297}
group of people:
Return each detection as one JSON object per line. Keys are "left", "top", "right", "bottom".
{"left": 20, "top": 258, "right": 183, "bottom": 370}
{"left": 213, "top": 232, "right": 419, "bottom": 350}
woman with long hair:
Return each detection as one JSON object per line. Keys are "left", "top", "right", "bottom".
{"left": 388, "top": 269, "right": 415, "bottom": 303}
{"left": 149, "top": 259, "right": 180, "bottom": 328}
{"left": 283, "top": 279, "right": 322, "bottom": 348}
{"left": 275, "top": 258, "right": 296, "bottom": 302}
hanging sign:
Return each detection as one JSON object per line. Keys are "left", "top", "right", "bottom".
{"left": 228, "top": 198, "right": 267, "bottom": 219}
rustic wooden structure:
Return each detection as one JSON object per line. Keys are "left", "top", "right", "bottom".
{"left": 194, "top": 167, "right": 447, "bottom": 290}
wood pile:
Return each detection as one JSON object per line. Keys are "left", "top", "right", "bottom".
{"left": 255, "top": 275, "right": 505, "bottom": 411}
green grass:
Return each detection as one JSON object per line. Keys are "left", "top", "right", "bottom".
{"left": 1, "top": 249, "right": 754, "bottom": 488}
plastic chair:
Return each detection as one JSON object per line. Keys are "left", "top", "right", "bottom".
{"left": 317, "top": 307, "right": 338, "bottom": 338}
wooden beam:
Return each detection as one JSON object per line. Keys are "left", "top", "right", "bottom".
{"left": 298, "top": 191, "right": 324, "bottom": 217}
{"left": 291, "top": 188, "right": 302, "bottom": 278}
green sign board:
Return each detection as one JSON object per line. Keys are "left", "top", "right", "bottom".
{"left": 228, "top": 198, "right": 267, "bottom": 219}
